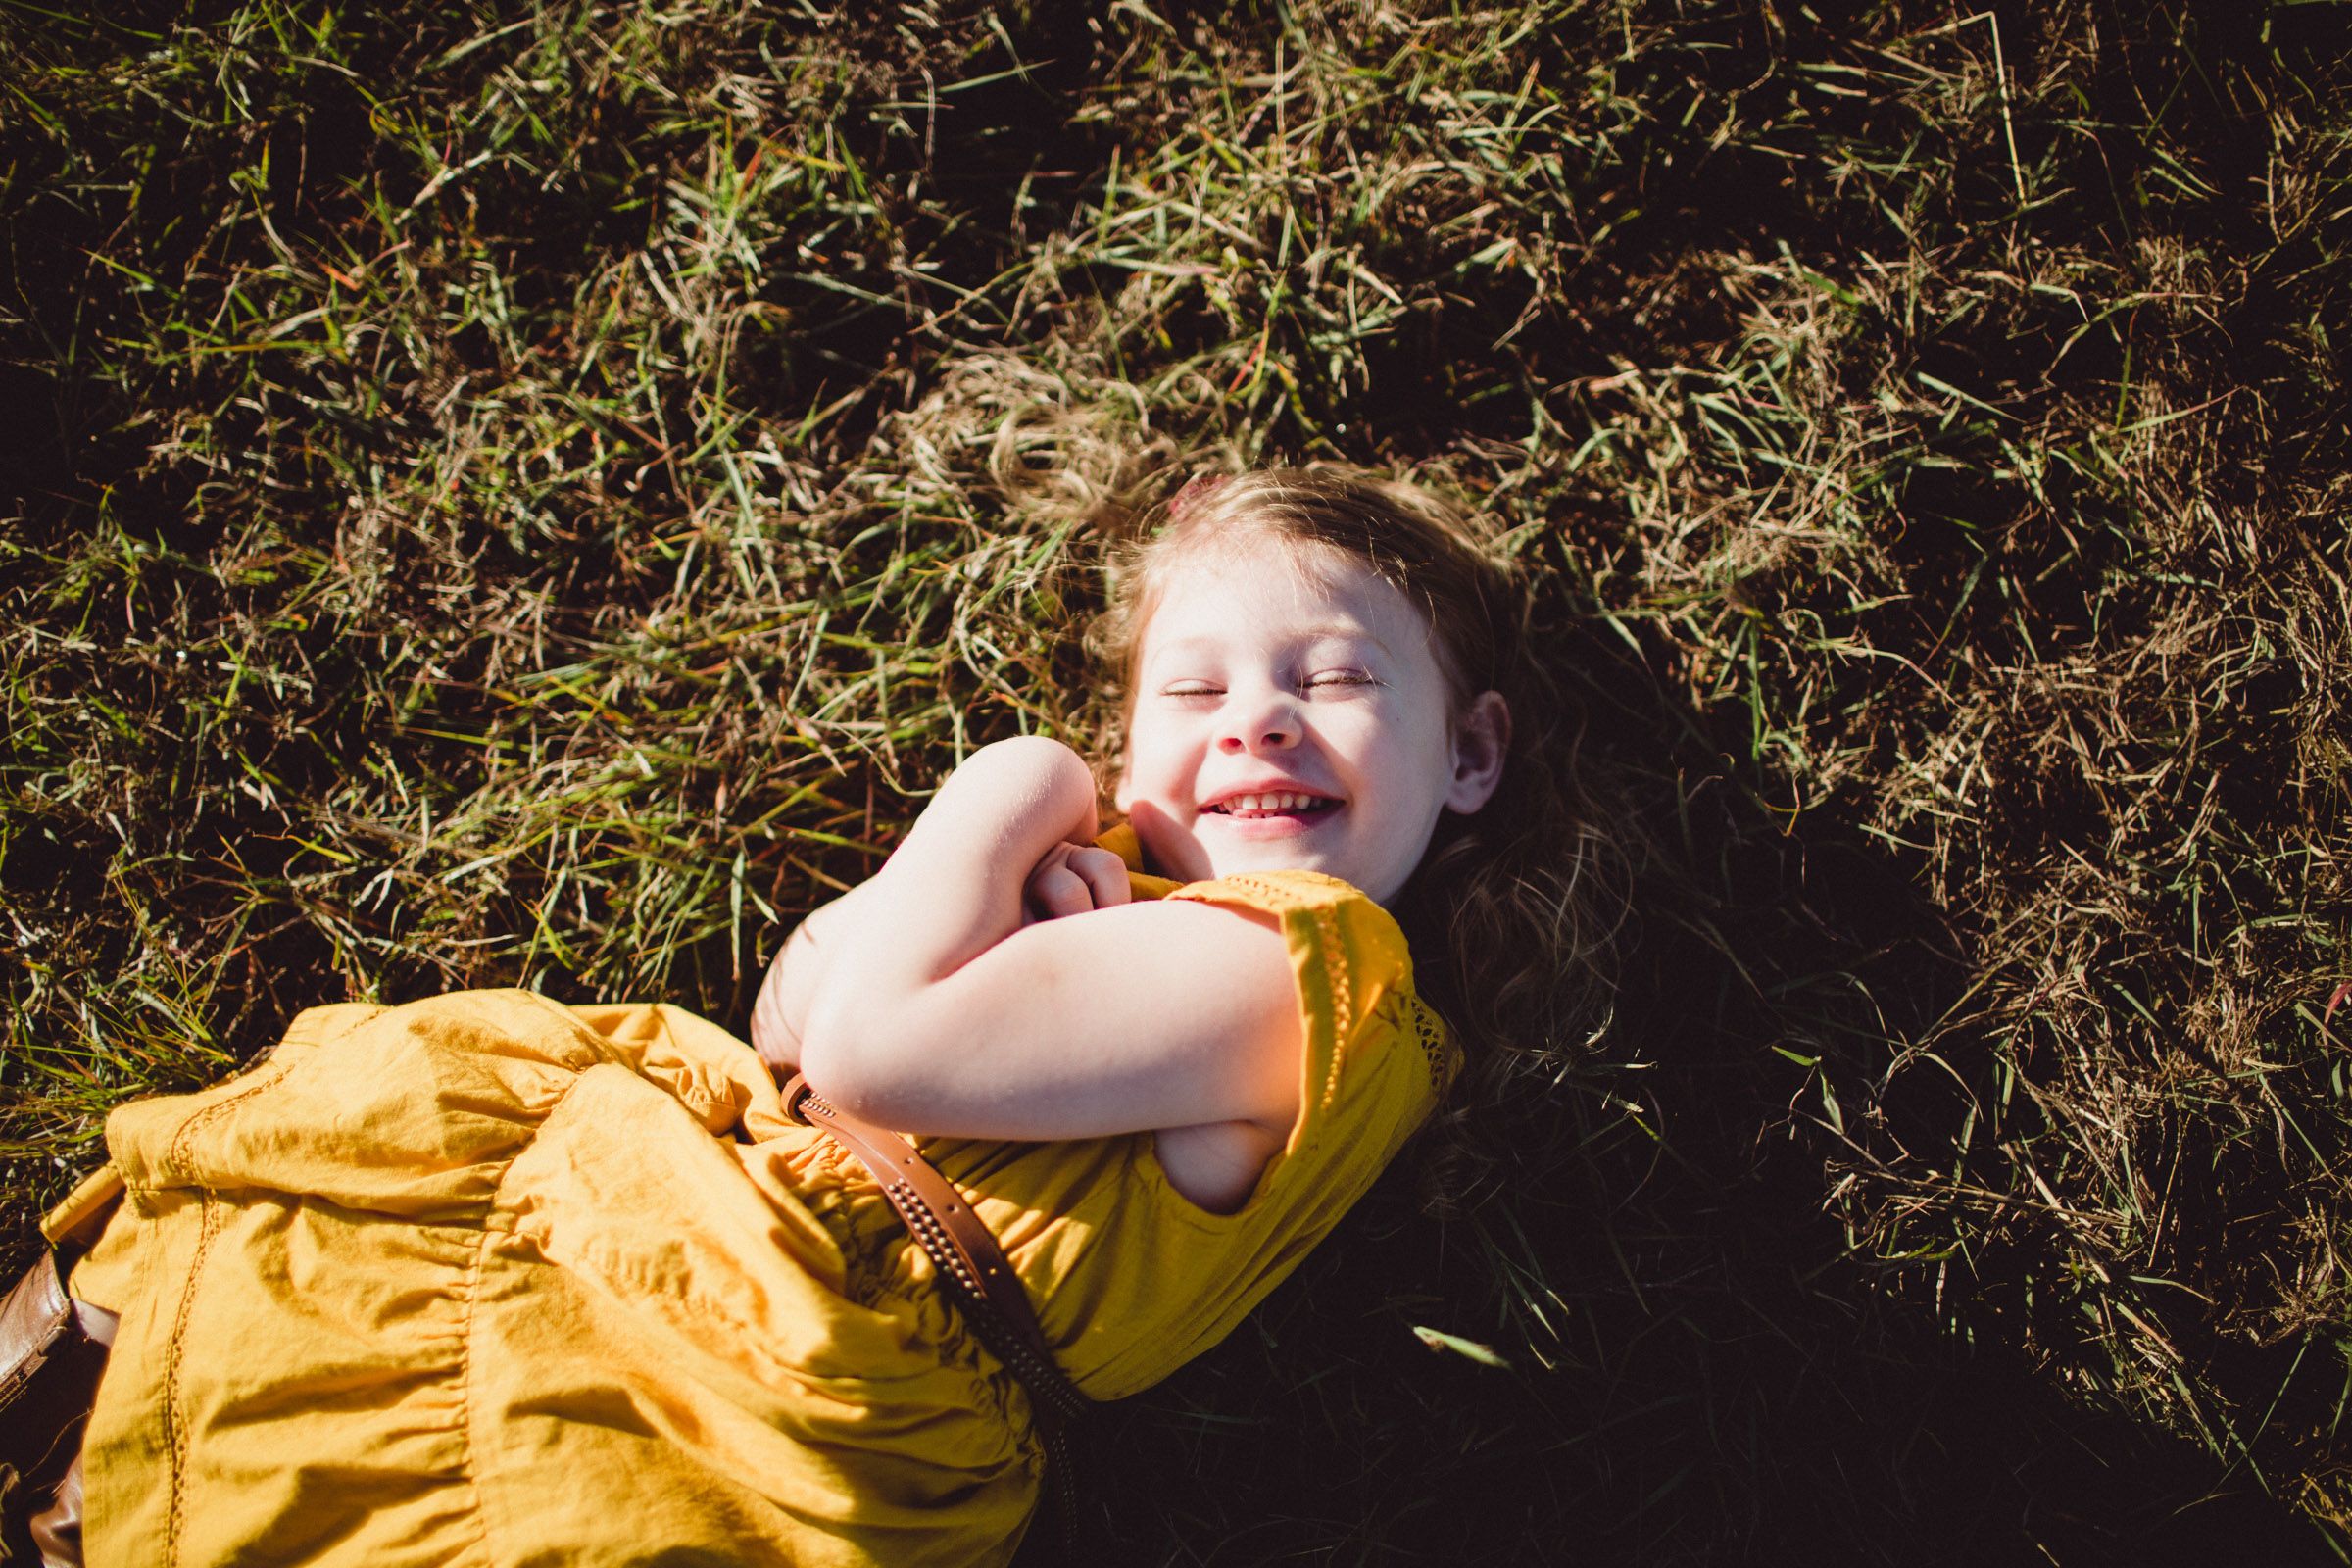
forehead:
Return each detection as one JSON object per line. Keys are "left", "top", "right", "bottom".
{"left": 1137, "top": 535, "right": 1430, "bottom": 655}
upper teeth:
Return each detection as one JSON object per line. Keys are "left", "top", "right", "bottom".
{"left": 1225, "top": 792, "right": 1321, "bottom": 812}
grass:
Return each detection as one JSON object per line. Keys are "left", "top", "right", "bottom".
{"left": 4, "top": 0, "right": 2350, "bottom": 1560}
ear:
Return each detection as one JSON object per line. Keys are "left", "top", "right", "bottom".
{"left": 1444, "top": 691, "right": 1510, "bottom": 814}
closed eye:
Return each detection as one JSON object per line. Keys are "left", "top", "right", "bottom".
{"left": 1160, "top": 680, "right": 1224, "bottom": 699}
{"left": 1304, "top": 671, "right": 1378, "bottom": 691}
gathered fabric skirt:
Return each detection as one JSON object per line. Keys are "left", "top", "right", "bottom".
{"left": 62, "top": 992, "right": 1043, "bottom": 1568}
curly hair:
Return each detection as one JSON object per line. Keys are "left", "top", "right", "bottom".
{"left": 1090, "top": 466, "right": 1630, "bottom": 1206}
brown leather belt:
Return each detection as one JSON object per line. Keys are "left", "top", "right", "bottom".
{"left": 780, "top": 1074, "right": 1090, "bottom": 1553}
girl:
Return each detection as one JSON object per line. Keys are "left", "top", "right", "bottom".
{"left": 33, "top": 468, "right": 1616, "bottom": 1567}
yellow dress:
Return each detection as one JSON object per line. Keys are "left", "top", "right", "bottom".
{"left": 50, "top": 855, "right": 1453, "bottom": 1568}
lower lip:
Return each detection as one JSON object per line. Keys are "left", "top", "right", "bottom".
{"left": 1202, "top": 805, "right": 1340, "bottom": 839}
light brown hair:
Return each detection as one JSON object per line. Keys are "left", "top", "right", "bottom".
{"left": 1092, "top": 467, "right": 1628, "bottom": 1205}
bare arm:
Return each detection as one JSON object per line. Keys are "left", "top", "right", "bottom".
{"left": 789, "top": 736, "right": 1301, "bottom": 1147}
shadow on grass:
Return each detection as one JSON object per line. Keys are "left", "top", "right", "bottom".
{"left": 1058, "top": 1253, "right": 2338, "bottom": 1566}
{"left": 1041, "top": 1005, "right": 2340, "bottom": 1563}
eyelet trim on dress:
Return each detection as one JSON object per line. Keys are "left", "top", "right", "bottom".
{"left": 1405, "top": 994, "right": 1451, "bottom": 1092}
{"left": 1313, "top": 907, "right": 1351, "bottom": 1111}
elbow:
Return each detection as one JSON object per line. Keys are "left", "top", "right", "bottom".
{"left": 793, "top": 1003, "right": 863, "bottom": 1106}
{"left": 796, "top": 999, "right": 924, "bottom": 1126}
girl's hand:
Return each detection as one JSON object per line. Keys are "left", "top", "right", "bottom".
{"left": 1023, "top": 842, "right": 1132, "bottom": 924}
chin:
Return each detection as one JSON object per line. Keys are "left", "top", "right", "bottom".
{"left": 1200, "top": 826, "right": 1418, "bottom": 903}
{"left": 1200, "top": 835, "right": 1348, "bottom": 881}
{"left": 1213, "top": 850, "right": 1328, "bottom": 878}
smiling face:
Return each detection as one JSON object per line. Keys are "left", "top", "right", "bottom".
{"left": 1113, "top": 535, "right": 1509, "bottom": 905}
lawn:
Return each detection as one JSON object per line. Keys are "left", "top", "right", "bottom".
{"left": 4, "top": 1, "right": 2350, "bottom": 1561}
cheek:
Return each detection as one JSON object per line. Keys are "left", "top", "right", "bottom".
{"left": 1356, "top": 698, "right": 1451, "bottom": 770}
{"left": 1361, "top": 714, "right": 1456, "bottom": 822}
{"left": 1117, "top": 722, "right": 1185, "bottom": 800}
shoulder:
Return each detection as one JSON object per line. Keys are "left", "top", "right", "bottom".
{"left": 1170, "top": 870, "right": 1450, "bottom": 1104}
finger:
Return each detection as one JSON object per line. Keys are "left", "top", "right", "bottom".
{"left": 1028, "top": 864, "right": 1095, "bottom": 921}
{"left": 1065, "top": 846, "right": 1132, "bottom": 908}
{"left": 1019, "top": 843, "right": 1070, "bottom": 917}
{"left": 1024, "top": 840, "right": 1073, "bottom": 881}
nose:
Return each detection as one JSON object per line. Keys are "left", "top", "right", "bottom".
{"left": 1217, "top": 684, "right": 1302, "bottom": 754}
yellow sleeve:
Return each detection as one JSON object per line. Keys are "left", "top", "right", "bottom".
{"left": 1165, "top": 869, "right": 1451, "bottom": 1158}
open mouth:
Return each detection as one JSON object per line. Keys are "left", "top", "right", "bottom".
{"left": 1203, "top": 791, "right": 1339, "bottom": 819}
